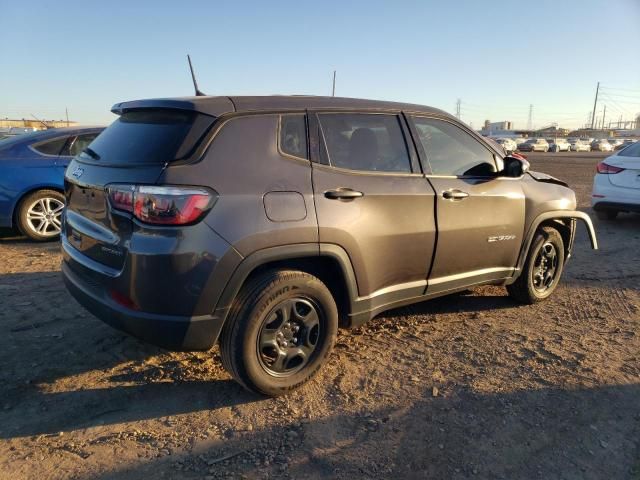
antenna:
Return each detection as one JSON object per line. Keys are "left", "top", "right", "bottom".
{"left": 187, "top": 54, "right": 206, "bottom": 97}
{"left": 332, "top": 70, "right": 336, "bottom": 97}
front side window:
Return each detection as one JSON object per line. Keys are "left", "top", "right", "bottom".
{"left": 279, "top": 115, "right": 307, "bottom": 158}
{"left": 411, "top": 117, "right": 496, "bottom": 176}
{"left": 32, "top": 136, "right": 69, "bottom": 156}
{"left": 317, "top": 113, "right": 412, "bottom": 173}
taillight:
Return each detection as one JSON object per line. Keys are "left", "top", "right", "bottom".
{"left": 106, "top": 184, "right": 216, "bottom": 225}
{"left": 596, "top": 161, "right": 625, "bottom": 174}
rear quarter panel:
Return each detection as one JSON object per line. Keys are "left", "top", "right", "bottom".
{"left": 159, "top": 114, "right": 318, "bottom": 255}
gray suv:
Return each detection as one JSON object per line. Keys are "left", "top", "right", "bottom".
{"left": 61, "top": 96, "right": 597, "bottom": 396}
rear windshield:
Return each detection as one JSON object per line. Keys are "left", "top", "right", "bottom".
{"left": 619, "top": 142, "right": 640, "bottom": 157}
{"left": 79, "top": 109, "right": 214, "bottom": 165}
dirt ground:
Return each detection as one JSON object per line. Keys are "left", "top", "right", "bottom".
{"left": 0, "top": 151, "right": 638, "bottom": 480}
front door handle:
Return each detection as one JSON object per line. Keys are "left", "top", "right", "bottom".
{"left": 324, "top": 188, "right": 364, "bottom": 200}
{"left": 442, "top": 189, "right": 469, "bottom": 200}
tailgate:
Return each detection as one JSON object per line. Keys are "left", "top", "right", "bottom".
{"left": 63, "top": 108, "right": 216, "bottom": 271}
{"left": 64, "top": 162, "right": 164, "bottom": 270}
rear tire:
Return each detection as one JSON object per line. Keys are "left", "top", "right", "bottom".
{"left": 219, "top": 269, "right": 338, "bottom": 396}
{"left": 507, "top": 226, "right": 565, "bottom": 304}
{"left": 16, "top": 189, "right": 65, "bottom": 241}
{"left": 596, "top": 210, "right": 618, "bottom": 221}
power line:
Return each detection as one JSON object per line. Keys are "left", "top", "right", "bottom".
{"left": 598, "top": 91, "right": 640, "bottom": 100}
{"left": 600, "top": 94, "right": 632, "bottom": 115}
{"left": 600, "top": 86, "right": 640, "bottom": 93}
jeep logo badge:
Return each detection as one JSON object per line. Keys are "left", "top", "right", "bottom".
{"left": 71, "top": 166, "right": 84, "bottom": 179}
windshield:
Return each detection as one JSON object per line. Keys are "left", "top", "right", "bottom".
{"left": 79, "top": 109, "right": 215, "bottom": 165}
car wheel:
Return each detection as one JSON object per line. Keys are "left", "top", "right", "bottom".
{"left": 596, "top": 210, "right": 618, "bottom": 221}
{"left": 507, "top": 226, "right": 565, "bottom": 304}
{"left": 16, "top": 189, "right": 65, "bottom": 241}
{"left": 219, "top": 269, "right": 338, "bottom": 396}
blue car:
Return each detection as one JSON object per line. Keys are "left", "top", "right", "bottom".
{"left": 0, "top": 127, "right": 104, "bottom": 240}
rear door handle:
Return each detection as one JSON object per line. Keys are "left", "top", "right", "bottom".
{"left": 324, "top": 188, "right": 364, "bottom": 200}
{"left": 442, "top": 189, "right": 469, "bottom": 200}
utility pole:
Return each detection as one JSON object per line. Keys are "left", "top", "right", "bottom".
{"left": 527, "top": 104, "right": 533, "bottom": 130}
{"left": 602, "top": 105, "right": 606, "bottom": 131}
{"left": 590, "top": 81, "right": 599, "bottom": 129}
{"left": 455, "top": 98, "right": 461, "bottom": 120}
{"left": 332, "top": 70, "right": 336, "bottom": 97}
{"left": 65, "top": 107, "right": 69, "bottom": 127}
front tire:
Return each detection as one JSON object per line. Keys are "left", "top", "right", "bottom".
{"left": 16, "top": 189, "right": 65, "bottom": 241}
{"left": 219, "top": 269, "right": 338, "bottom": 396}
{"left": 507, "top": 226, "right": 565, "bottom": 304}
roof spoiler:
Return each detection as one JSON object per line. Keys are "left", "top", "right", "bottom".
{"left": 110, "top": 97, "right": 236, "bottom": 117}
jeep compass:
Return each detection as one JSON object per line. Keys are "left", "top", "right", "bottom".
{"left": 61, "top": 95, "right": 597, "bottom": 396}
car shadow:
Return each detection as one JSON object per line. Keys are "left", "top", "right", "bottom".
{"left": 0, "top": 271, "right": 511, "bottom": 441}
{"left": 385, "top": 288, "right": 516, "bottom": 319}
{"left": 0, "top": 227, "right": 25, "bottom": 242}
{"left": 78, "top": 383, "right": 640, "bottom": 480}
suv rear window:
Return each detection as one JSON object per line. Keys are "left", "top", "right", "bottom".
{"left": 79, "top": 109, "right": 214, "bottom": 165}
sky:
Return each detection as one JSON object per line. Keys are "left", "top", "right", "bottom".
{"left": 1, "top": 0, "right": 639, "bottom": 130}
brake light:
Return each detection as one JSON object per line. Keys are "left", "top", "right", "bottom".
{"left": 596, "top": 161, "right": 624, "bottom": 174}
{"left": 107, "top": 185, "right": 216, "bottom": 225}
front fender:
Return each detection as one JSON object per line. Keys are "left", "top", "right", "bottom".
{"left": 514, "top": 210, "right": 597, "bottom": 274}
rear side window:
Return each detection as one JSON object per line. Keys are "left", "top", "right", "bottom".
{"left": 60, "top": 132, "right": 101, "bottom": 157}
{"left": 318, "top": 113, "right": 412, "bottom": 173}
{"left": 32, "top": 136, "right": 68, "bottom": 155}
{"left": 80, "top": 109, "right": 214, "bottom": 164}
{"left": 279, "top": 115, "right": 307, "bottom": 158}
{"left": 411, "top": 117, "right": 496, "bottom": 176}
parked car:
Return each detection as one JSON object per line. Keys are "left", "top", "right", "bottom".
{"left": 495, "top": 138, "right": 517, "bottom": 153}
{"left": 0, "top": 127, "right": 104, "bottom": 240}
{"left": 591, "top": 139, "right": 613, "bottom": 152}
{"left": 570, "top": 139, "right": 591, "bottom": 152}
{"left": 518, "top": 138, "right": 549, "bottom": 152}
{"left": 607, "top": 138, "right": 623, "bottom": 149}
{"left": 547, "top": 138, "right": 571, "bottom": 152}
{"left": 615, "top": 139, "right": 636, "bottom": 151}
{"left": 514, "top": 138, "right": 527, "bottom": 146}
{"left": 592, "top": 141, "right": 640, "bottom": 220}
{"left": 61, "top": 95, "right": 597, "bottom": 396}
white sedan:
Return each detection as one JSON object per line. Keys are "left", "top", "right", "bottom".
{"left": 591, "top": 142, "right": 640, "bottom": 220}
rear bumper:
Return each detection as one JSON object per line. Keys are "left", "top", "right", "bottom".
{"left": 62, "top": 260, "right": 223, "bottom": 350}
{"left": 592, "top": 175, "right": 640, "bottom": 212}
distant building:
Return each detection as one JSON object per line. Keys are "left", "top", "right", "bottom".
{"left": 535, "top": 126, "right": 570, "bottom": 137}
{"left": 567, "top": 128, "right": 615, "bottom": 139}
{"left": 0, "top": 118, "right": 79, "bottom": 130}
{"left": 480, "top": 120, "right": 515, "bottom": 136}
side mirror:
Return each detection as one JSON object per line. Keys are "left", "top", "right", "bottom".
{"left": 502, "top": 155, "right": 530, "bottom": 177}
